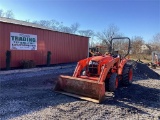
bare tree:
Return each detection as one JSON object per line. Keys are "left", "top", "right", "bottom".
{"left": 0, "top": 9, "right": 14, "bottom": 18}
{"left": 131, "top": 36, "right": 144, "bottom": 54}
{"left": 0, "top": 9, "right": 4, "bottom": 17}
{"left": 5, "top": 10, "right": 14, "bottom": 18}
{"left": 51, "top": 21, "right": 80, "bottom": 34}
{"left": 31, "top": 19, "right": 75, "bottom": 33}
{"left": 78, "top": 30, "right": 95, "bottom": 48}
{"left": 97, "top": 24, "right": 121, "bottom": 46}
{"left": 30, "top": 19, "right": 91, "bottom": 36}
{"left": 60, "top": 26, "right": 72, "bottom": 33}
{"left": 150, "top": 33, "right": 160, "bottom": 51}
{"left": 50, "top": 20, "right": 63, "bottom": 30}
{"left": 70, "top": 23, "right": 80, "bottom": 34}
{"left": 152, "top": 33, "right": 160, "bottom": 46}
{"left": 25, "top": 19, "right": 30, "bottom": 22}
{"left": 32, "top": 20, "right": 39, "bottom": 24}
{"left": 78, "top": 30, "right": 94, "bottom": 37}
{"left": 38, "top": 20, "right": 51, "bottom": 28}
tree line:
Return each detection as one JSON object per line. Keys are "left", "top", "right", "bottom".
{"left": 0, "top": 9, "right": 159, "bottom": 54}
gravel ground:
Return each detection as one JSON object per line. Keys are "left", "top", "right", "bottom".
{"left": 0, "top": 62, "right": 160, "bottom": 120}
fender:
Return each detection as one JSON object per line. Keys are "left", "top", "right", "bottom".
{"left": 118, "top": 58, "right": 128, "bottom": 75}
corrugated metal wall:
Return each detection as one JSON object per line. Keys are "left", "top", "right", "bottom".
{"left": 0, "top": 22, "right": 89, "bottom": 69}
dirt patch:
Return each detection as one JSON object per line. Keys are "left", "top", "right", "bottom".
{"left": 133, "top": 62, "right": 160, "bottom": 79}
{"left": 0, "top": 62, "right": 160, "bottom": 120}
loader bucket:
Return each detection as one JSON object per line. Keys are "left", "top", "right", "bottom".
{"left": 54, "top": 75, "right": 105, "bottom": 103}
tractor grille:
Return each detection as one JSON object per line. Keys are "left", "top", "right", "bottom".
{"left": 88, "top": 64, "right": 98, "bottom": 75}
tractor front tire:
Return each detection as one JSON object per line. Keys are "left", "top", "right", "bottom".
{"left": 108, "top": 73, "right": 119, "bottom": 92}
{"left": 122, "top": 64, "right": 133, "bottom": 86}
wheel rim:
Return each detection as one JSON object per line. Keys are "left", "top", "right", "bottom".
{"left": 129, "top": 69, "right": 133, "bottom": 81}
{"left": 115, "top": 77, "right": 118, "bottom": 88}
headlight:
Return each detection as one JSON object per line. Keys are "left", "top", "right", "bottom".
{"left": 89, "top": 60, "right": 92, "bottom": 65}
{"left": 89, "top": 61, "right": 98, "bottom": 65}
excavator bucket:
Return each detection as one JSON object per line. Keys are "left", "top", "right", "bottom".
{"left": 54, "top": 75, "right": 105, "bottom": 103}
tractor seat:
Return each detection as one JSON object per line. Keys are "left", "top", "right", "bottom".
{"left": 112, "top": 51, "right": 120, "bottom": 58}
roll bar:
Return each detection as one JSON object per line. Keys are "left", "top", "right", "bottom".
{"left": 109, "top": 37, "right": 131, "bottom": 58}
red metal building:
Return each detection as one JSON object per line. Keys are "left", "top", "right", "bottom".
{"left": 0, "top": 17, "right": 89, "bottom": 69}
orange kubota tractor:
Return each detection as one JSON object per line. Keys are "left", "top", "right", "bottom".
{"left": 54, "top": 37, "right": 133, "bottom": 103}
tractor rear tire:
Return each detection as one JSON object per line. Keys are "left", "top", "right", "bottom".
{"left": 122, "top": 64, "right": 133, "bottom": 86}
{"left": 108, "top": 73, "right": 119, "bottom": 92}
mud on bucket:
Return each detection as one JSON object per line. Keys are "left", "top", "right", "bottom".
{"left": 54, "top": 75, "right": 105, "bottom": 103}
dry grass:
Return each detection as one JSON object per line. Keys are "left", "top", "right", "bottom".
{"left": 129, "top": 54, "right": 152, "bottom": 63}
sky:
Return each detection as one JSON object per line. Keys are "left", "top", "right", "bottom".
{"left": 0, "top": 0, "right": 160, "bottom": 42}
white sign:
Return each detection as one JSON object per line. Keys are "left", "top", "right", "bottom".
{"left": 10, "top": 32, "right": 37, "bottom": 50}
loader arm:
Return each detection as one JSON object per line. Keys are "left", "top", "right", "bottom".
{"left": 99, "top": 57, "right": 120, "bottom": 82}
{"left": 73, "top": 57, "right": 92, "bottom": 77}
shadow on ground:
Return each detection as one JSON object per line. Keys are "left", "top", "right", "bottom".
{"left": 103, "top": 82, "right": 160, "bottom": 115}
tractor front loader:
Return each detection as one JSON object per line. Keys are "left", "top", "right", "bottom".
{"left": 54, "top": 37, "right": 133, "bottom": 103}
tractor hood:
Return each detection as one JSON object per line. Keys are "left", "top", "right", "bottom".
{"left": 90, "top": 55, "right": 113, "bottom": 62}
